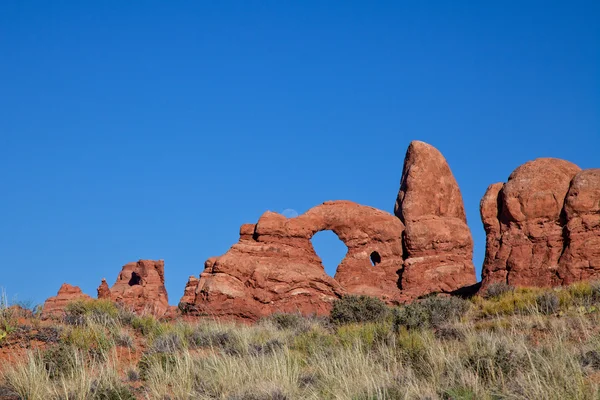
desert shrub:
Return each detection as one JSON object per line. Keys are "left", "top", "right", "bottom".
{"left": 131, "top": 315, "right": 160, "bottom": 336}
{"left": 580, "top": 350, "right": 600, "bottom": 370}
{"left": 394, "top": 296, "right": 470, "bottom": 330}
{"left": 263, "top": 312, "right": 310, "bottom": 332}
{"left": 292, "top": 325, "right": 337, "bottom": 356}
{"left": 441, "top": 387, "right": 477, "bottom": 400}
{"left": 114, "top": 330, "right": 134, "bottom": 348}
{"left": 41, "top": 344, "right": 78, "bottom": 379}
{"left": 90, "top": 379, "right": 136, "bottom": 400}
{"left": 187, "top": 327, "right": 245, "bottom": 355}
{"left": 32, "top": 326, "right": 62, "bottom": 343}
{"left": 536, "top": 291, "right": 560, "bottom": 315}
{"left": 64, "top": 299, "right": 120, "bottom": 326}
{"left": 464, "top": 336, "right": 526, "bottom": 384}
{"left": 149, "top": 331, "right": 185, "bottom": 354}
{"left": 248, "top": 338, "right": 284, "bottom": 356}
{"left": 227, "top": 387, "right": 289, "bottom": 400}
{"left": 336, "top": 322, "right": 392, "bottom": 349}
{"left": 477, "top": 287, "right": 541, "bottom": 316}
{"left": 434, "top": 326, "right": 466, "bottom": 341}
{"left": 63, "top": 325, "right": 113, "bottom": 357}
{"left": 330, "top": 295, "right": 389, "bottom": 325}
{"left": 395, "top": 328, "right": 431, "bottom": 376}
{"left": 127, "top": 369, "right": 140, "bottom": 382}
{"left": 138, "top": 352, "right": 177, "bottom": 381}
{"left": 483, "top": 282, "right": 515, "bottom": 299}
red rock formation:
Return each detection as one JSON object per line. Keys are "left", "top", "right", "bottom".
{"left": 42, "top": 283, "right": 92, "bottom": 318}
{"left": 394, "top": 141, "right": 477, "bottom": 297}
{"left": 480, "top": 158, "right": 583, "bottom": 288}
{"left": 558, "top": 169, "right": 600, "bottom": 283}
{"left": 97, "top": 279, "right": 111, "bottom": 299}
{"left": 100, "top": 260, "right": 169, "bottom": 316}
{"left": 178, "top": 276, "right": 199, "bottom": 312}
{"left": 180, "top": 201, "right": 406, "bottom": 320}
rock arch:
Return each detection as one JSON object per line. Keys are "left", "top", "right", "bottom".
{"left": 179, "top": 201, "right": 406, "bottom": 320}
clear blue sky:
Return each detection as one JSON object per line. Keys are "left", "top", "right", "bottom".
{"left": 1, "top": 1, "right": 598, "bottom": 306}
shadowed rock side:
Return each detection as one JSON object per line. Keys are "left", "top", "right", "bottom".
{"left": 179, "top": 200, "right": 406, "bottom": 320}
{"left": 98, "top": 259, "right": 169, "bottom": 316}
{"left": 394, "top": 141, "right": 477, "bottom": 297}
{"left": 42, "top": 283, "right": 92, "bottom": 318}
{"left": 480, "top": 159, "right": 600, "bottom": 288}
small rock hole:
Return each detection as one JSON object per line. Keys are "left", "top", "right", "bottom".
{"left": 128, "top": 272, "right": 142, "bottom": 286}
{"left": 370, "top": 251, "right": 381, "bottom": 266}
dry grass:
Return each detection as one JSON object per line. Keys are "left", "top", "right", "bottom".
{"left": 2, "top": 283, "right": 600, "bottom": 399}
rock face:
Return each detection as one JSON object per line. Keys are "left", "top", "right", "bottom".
{"left": 558, "top": 169, "right": 600, "bottom": 283}
{"left": 394, "top": 141, "right": 477, "bottom": 297}
{"left": 480, "top": 159, "right": 600, "bottom": 288}
{"left": 42, "top": 284, "right": 92, "bottom": 318}
{"left": 100, "top": 260, "right": 169, "bottom": 316}
{"left": 180, "top": 200, "right": 406, "bottom": 320}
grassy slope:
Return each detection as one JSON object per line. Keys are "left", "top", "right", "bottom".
{"left": 2, "top": 283, "right": 600, "bottom": 399}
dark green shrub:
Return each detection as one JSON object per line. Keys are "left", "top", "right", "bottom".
{"left": 248, "top": 339, "right": 284, "bottom": 356}
{"left": 64, "top": 299, "right": 120, "bottom": 326}
{"left": 149, "top": 331, "right": 185, "bottom": 353}
{"left": 91, "top": 380, "right": 136, "bottom": 400}
{"left": 187, "top": 328, "right": 245, "bottom": 355}
{"left": 580, "top": 350, "right": 600, "bottom": 370}
{"left": 394, "top": 296, "right": 470, "bottom": 331}
{"left": 138, "top": 352, "right": 177, "bottom": 381}
{"left": 227, "top": 388, "right": 289, "bottom": 400}
{"left": 536, "top": 292, "right": 560, "bottom": 315}
{"left": 42, "top": 344, "right": 78, "bottom": 379}
{"left": 483, "top": 282, "right": 515, "bottom": 299}
{"left": 465, "top": 339, "right": 525, "bottom": 383}
{"left": 434, "top": 326, "right": 466, "bottom": 341}
{"left": 330, "top": 295, "right": 389, "bottom": 325}
{"left": 264, "top": 312, "right": 309, "bottom": 331}
{"left": 441, "top": 387, "right": 477, "bottom": 400}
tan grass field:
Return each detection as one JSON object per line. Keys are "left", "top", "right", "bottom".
{"left": 2, "top": 282, "right": 600, "bottom": 399}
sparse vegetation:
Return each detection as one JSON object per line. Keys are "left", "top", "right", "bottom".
{"left": 3, "top": 283, "right": 600, "bottom": 398}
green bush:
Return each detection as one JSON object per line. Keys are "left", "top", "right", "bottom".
{"left": 483, "top": 282, "right": 515, "bottom": 299}
{"left": 330, "top": 295, "right": 389, "bottom": 325}
{"left": 263, "top": 312, "right": 309, "bottom": 331}
{"left": 536, "top": 292, "right": 560, "bottom": 315}
{"left": 42, "top": 344, "right": 78, "bottom": 379}
{"left": 394, "top": 296, "right": 470, "bottom": 330}
{"left": 64, "top": 299, "right": 120, "bottom": 326}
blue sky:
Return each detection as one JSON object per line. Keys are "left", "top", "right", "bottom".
{"left": 1, "top": 1, "right": 598, "bottom": 306}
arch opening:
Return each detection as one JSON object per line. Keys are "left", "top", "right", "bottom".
{"left": 310, "top": 230, "right": 348, "bottom": 278}
{"left": 370, "top": 251, "right": 381, "bottom": 266}
{"left": 128, "top": 272, "right": 142, "bottom": 286}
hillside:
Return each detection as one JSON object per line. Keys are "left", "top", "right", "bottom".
{"left": 3, "top": 282, "right": 600, "bottom": 399}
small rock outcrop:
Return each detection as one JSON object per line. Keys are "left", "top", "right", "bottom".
{"left": 97, "top": 279, "right": 111, "bottom": 299}
{"left": 180, "top": 200, "right": 406, "bottom": 320}
{"left": 394, "top": 141, "right": 477, "bottom": 297}
{"left": 99, "top": 260, "right": 169, "bottom": 316}
{"left": 480, "top": 159, "right": 600, "bottom": 288}
{"left": 42, "top": 283, "right": 92, "bottom": 318}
